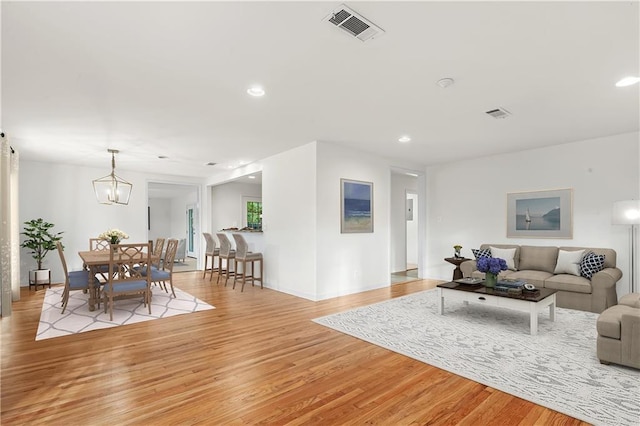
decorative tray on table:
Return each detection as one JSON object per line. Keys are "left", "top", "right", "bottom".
{"left": 454, "top": 277, "right": 484, "bottom": 285}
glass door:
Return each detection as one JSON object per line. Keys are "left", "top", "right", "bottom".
{"left": 186, "top": 204, "right": 198, "bottom": 257}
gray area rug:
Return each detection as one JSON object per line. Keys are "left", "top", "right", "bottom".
{"left": 313, "top": 289, "right": 640, "bottom": 426}
{"left": 36, "top": 286, "right": 214, "bottom": 340}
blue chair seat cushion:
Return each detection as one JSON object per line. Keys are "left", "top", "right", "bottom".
{"left": 106, "top": 280, "right": 148, "bottom": 292}
{"left": 68, "top": 270, "right": 99, "bottom": 289}
{"left": 95, "top": 264, "right": 110, "bottom": 273}
{"left": 150, "top": 270, "right": 170, "bottom": 280}
{"left": 136, "top": 265, "right": 159, "bottom": 275}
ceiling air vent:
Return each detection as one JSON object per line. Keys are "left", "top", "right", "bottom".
{"left": 324, "top": 4, "right": 385, "bottom": 42}
{"left": 485, "top": 107, "right": 512, "bottom": 119}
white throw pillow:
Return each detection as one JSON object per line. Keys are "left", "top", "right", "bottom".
{"left": 490, "top": 247, "right": 517, "bottom": 271}
{"left": 554, "top": 249, "right": 585, "bottom": 276}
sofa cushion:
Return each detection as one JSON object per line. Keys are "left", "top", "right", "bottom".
{"left": 544, "top": 274, "right": 592, "bottom": 294}
{"left": 480, "top": 244, "right": 521, "bottom": 269}
{"left": 472, "top": 248, "right": 491, "bottom": 260}
{"left": 596, "top": 305, "right": 639, "bottom": 339}
{"left": 560, "top": 247, "right": 617, "bottom": 269}
{"left": 518, "top": 246, "right": 558, "bottom": 274}
{"left": 490, "top": 246, "right": 517, "bottom": 270}
{"left": 554, "top": 249, "right": 585, "bottom": 276}
{"left": 580, "top": 252, "right": 606, "bottom": 279}
{"left": 619, "top": 293, "right": 640, "bottom": 308}
{"left": 505, "top": 270, "right": 553, "bottom": 289}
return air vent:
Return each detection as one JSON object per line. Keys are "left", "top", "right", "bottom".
{"left": 485, "top": 107, "right": 512, "bottom": 119}
{"left": 324, "top": 4, "right": 385, "bottom": 42}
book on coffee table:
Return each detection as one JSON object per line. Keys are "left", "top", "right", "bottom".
{"left": 497, "top": 279, "right": 526, "bottom": 288}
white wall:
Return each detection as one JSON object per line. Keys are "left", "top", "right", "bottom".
{"left": 315, "top": 142, "right": 391, "bottom": 299}
{"left": 424, "top": 131, "right": 639, "bottom": 296}
{"left": 262, "top": 143, "right": 317, "bottom": 299}
{"left": 148, "top": 198, "right": 170, "bottom": 242}
{"left": 390, "top": 173, "right": 418, "bottom": 273}
{"left": 18, "top": 160, "right": 204, "bottom": 285}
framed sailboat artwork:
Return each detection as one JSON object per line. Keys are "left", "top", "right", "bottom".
{"left": 506, "top": 188, "right": 573, "bottom": 238}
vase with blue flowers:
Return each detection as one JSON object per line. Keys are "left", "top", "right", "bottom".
{"left": 476, "top": 257, "right": 508, "bottom": 288}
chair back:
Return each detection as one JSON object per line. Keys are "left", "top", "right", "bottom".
{"left": 105, "top": 242, "right": 152, "bottom": 292}
{"left": 232, "top": 234, "right": 249, "bottom": 259}
{"left": 56, "top": 242, "right": 69, "bottom": 279}
{"left": 163, "top": 239, "right": 179, "bottom": 272}
{"left": 216, "top": 233, "right": 233, "bottom": 257}
{"left": 153, "top": 238, "right": 165, "bottom": 268}
{"left": 89, "top": 238, "right": 110, "bottom": 251}
{"left": 203, "top": 232, "right": 216, "bottom": 255}
{"left": 153, "top": 238, "right": 165, "bottom": 257}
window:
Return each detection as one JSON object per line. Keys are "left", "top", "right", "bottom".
{"left": 246, "top": 201, "right": 262, "bottom": 230}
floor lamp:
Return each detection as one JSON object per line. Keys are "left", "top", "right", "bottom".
{"left": 613, "top": 200, "right": 640, "bottom": 294}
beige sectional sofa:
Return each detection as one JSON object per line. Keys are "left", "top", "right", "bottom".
{"left": 460, "top": 244, "right": 622, "bottom": 313}
{"left": 597, "top": 293, "right": 640, "bottom": 369}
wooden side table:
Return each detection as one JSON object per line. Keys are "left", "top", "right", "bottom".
{"left": 444, "top": 257, "right": 469, "bottom": 280}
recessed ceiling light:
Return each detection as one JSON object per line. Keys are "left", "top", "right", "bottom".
{"left": 247, "top": 85, "right": 265, "bottom": 97}
{"left": 615, "top": 76, "right": 640, "bottom": 87}
{"left": 205, "top": 162, "right": 217, "bottom": 166}
{"left": 158, "top": 155, "right": 168, "bottom": 159}
{"left": 405, "top": 172, "right": 418, "bottom": 177}
{"left": 248, "top": 175, "right": 256, "bottom": 179}
{"left": 398, "top": 135, "right": 411, "bottom": 143}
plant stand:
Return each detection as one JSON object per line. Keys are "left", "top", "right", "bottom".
{"left": 29, "top": 269, "right": 51, "bottom": 291}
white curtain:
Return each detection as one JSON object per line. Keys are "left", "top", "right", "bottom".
{"left": 1, "top": 134, "right": 20, "bottom": 316}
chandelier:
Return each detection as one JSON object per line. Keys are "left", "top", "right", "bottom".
{"left": 92, "top": 149, "right": 133, "bottom": 205}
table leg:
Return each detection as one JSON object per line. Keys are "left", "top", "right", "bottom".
{"left": 530, "top": 305, "right": 538, "bottom": 336}
{"left": 438, "top": 288, "right": 444, "bottom": 315}
{"left": 549, "top": 294, "right": 556, "bottom": 322}
{"left": 452, "top": 266, "right": 463, "bottom": 280}
{"left": 88, "top": 266, "right": 96, "bottom": 312}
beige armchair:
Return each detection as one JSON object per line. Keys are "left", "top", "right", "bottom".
{"left": 597, "top": 293, "right": 640, "bottom": 369}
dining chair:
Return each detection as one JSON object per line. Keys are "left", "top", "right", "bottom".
{"left": 89, "top": 238, "right": 110, "bottom": 251}
{"left": 57, "top": 242, "right": 99, "bottom": 314}
{"left": 102, "top": 242, "right": 152, "bottom": 321}
{"left": 152, "top": 237, "right": 165, "bottom": 270}
{"left": 202, "top": 232, "right": 220, "bottom": 280}
{"left": 216, "top": 233, "right": 236, "bottom": 286}
{"left": 142, "top": 238, "right": 178, "bottom": 297}
{"left": 89, "top": 237, "right": 111, "bottom": 282}
{"left": 232, "top": 233, "right": 263, "bottom": 292}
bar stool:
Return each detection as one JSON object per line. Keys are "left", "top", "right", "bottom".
{"left": 202, "top": 232, "right": 220, "bottom": 280}
{"left": 232, "top": 233, "right": 263, "bottom": 292}
{"left": 216, "top": 233, "right": 236, "bottom": 286}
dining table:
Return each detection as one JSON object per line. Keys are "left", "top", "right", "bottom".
{"left": 78, "top": 249, "right": 160, "bottom": 311}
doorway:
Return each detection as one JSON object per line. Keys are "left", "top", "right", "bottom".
{"left": 391, "top": 190, "right": 419, "bottom": 284}
{"left": 147, "top": 182, "right": 200, "bottom": 272}
{"left": 406, "top": 191, "right": 418, "bottom": 271}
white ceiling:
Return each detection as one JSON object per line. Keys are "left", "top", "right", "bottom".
{"left": 3, "top": 1, "right": 638, "bottom": 178}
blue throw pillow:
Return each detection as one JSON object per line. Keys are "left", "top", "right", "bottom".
{"left": 580, "top": 252, "right": 605, "bottom": 279}
{"left": 472, "top": 248, "right": 491, "bottom": 260}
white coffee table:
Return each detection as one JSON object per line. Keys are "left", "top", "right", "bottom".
{"left": 437, "top": 282, "right": 557, "bottom": 335}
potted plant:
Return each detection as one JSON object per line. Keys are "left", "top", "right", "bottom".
{"left": 21, "top": 218, "right": 64, "bottom": 286}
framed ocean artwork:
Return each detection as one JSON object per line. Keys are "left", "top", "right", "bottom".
{"left": 507, "top": 188, "right": 573, "bottom": 238}
{"left": 341, "top": 179, "right": 373, "bottom": 233}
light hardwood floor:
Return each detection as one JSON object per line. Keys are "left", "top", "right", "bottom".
{"left": 1, "top": 273, "right": 587, "bottom": 425}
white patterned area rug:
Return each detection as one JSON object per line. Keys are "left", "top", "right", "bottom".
{"left": 36, "top": 286, "right": 214, "bottom": 341}
{"left": 313, "top": 289, "right": 640, "bottom": 426}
